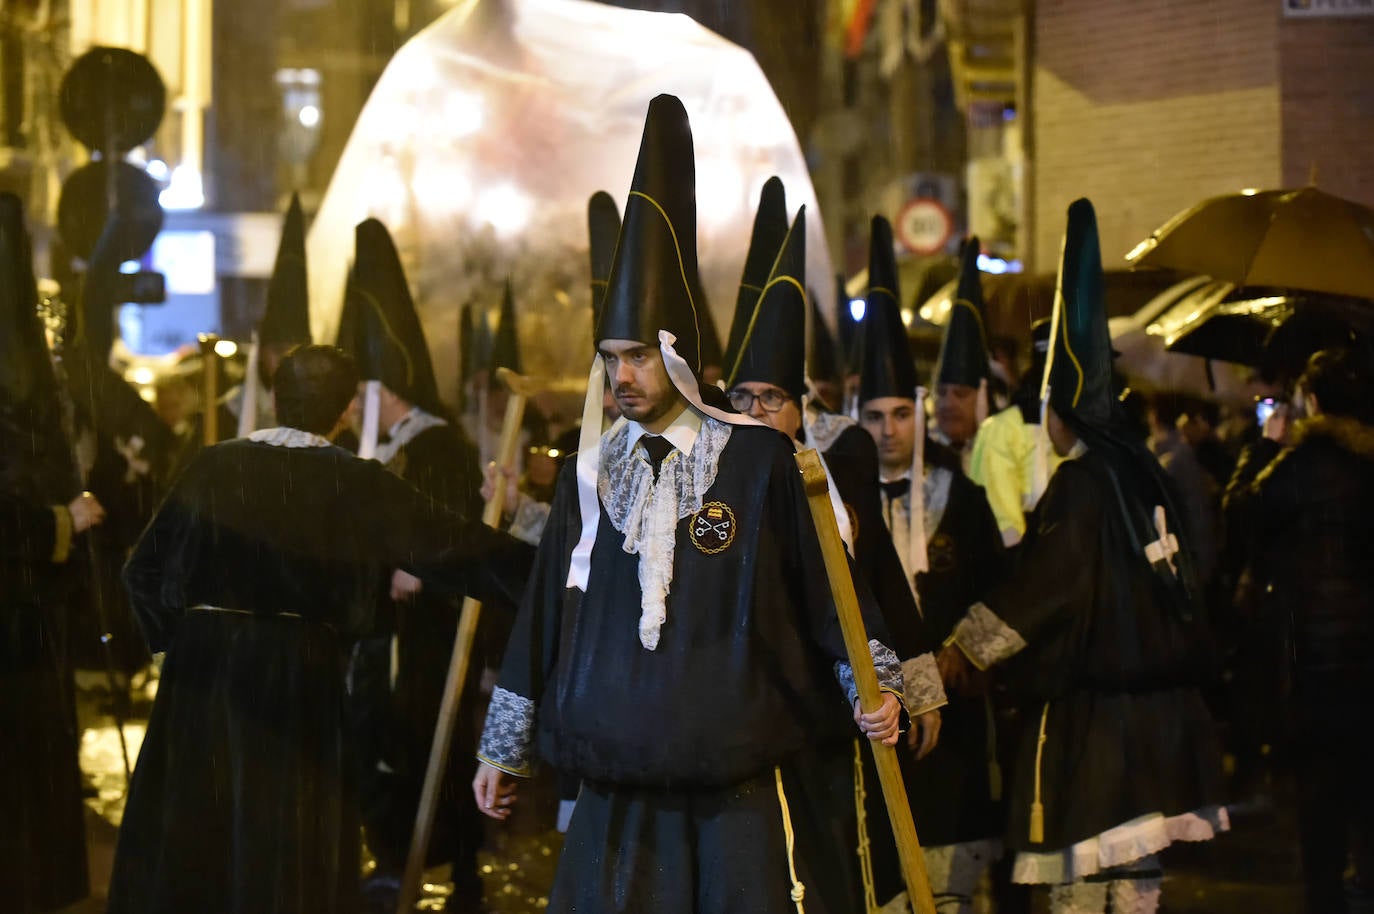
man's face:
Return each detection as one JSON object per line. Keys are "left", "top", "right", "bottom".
{"left": 860, "top": 396, "right": 917, "bottom": 476}
{"left": 599, "top": 339, "right": 683, "bottom": 430}
{"left": 935, "top": 382, "right": 979, "bottom": 446}
{"left": 728, "top": 381, "right": 801, "bottom": 438}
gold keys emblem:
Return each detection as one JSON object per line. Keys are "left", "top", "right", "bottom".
{"left": 689, "top": 501, "right": 737, "bottom": 554}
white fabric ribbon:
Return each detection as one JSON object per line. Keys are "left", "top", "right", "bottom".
{"left": 800, "top": 394, "right": 855, "bottom": 554}
{"left": 909, "top": 385, "right": 929, "bottom": 576}
{"left": 237, "top": 333, "right": 261, "bottom": 439}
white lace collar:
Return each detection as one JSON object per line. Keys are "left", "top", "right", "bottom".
{"left": 248, "top": 427, "right": 334, "bottom": 449}
{"left": 375, "top": 407, "right": 446, "bottom": 465}
{"left": 598, "top": 413, "right": 732, "bottom": 651}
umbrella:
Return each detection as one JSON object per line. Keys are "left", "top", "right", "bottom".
{"left": 1163, "top": 289, "right": 1374, "bottom": 380}
{"left": 1126, "top": 186, "right": 1374, "bottom": 300}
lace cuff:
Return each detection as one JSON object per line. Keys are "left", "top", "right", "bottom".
{"left": 835, "top": 639, "right": 905, "bottom": 708}
{"left": 951, "top": 602, "right": 1027, "bottom": 670}
{"left": 901, "top": 652, "right": 948, "bottom": 715}
{"left": 508, "top": 497, "right": 550, "bottom": 546}
{"left": 477, "top": 686, "right": 536, "bottom": 777}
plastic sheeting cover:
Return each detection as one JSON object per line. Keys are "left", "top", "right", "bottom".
{"left": 307, "top": 0, "right": 834, "bottom": 401}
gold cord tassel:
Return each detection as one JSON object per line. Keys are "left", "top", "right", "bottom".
{"left": 1029, "top": 702, "right": 1050, "bottom": 844}
{"left": 775, "top": 766, "right": 807, "bottom": 913}
{"left": 853, "top": 740, "right": 879, "bottom": 914}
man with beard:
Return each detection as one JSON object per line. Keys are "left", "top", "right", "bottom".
{"left": 472, "top": 95, "right": 903, "bottom": 914}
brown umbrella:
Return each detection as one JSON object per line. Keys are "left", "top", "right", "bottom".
{"left": 1126, "top": 186, "right": 1374, "bottom": 300}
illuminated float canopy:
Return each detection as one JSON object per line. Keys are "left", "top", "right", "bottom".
{"left": 308, "top": 0, "right": 834, "bottom": 398}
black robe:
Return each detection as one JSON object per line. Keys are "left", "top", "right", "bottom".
{"left": 0, "top": 404, "right": 91, "bottom": 914}
{"left": 109, "top": 437, "right": 532, "bottom": 914}
{"left": 965, "top": 450, "right": 1223, "bottom": 854}
{"left": 905, "top": 464, "right": 1007, "bottom": 847}
{"left": 352, "top": 420, "right": 491, "bottom": 883}
{"left": 483, "top": 420, "right": 898, "bottom": 911}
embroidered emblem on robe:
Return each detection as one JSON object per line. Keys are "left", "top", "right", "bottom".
{"left": 927, "top": 531, "right": 958, "bottom": 573}
{"left": 689, "top": 501, "right": 736, "bottom": 554}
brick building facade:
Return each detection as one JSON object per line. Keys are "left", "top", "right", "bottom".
{"left": 1029, "top": 0, "right": 1374, "bottom": 273}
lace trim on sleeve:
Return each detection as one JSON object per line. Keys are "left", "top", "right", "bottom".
{"left": 834, "top": 639, "right": 905, "bottom": 707}
{"left": 901, "top": 652, "right": 948, "bottom": 715}
{"left": 508, "top": 498, "right": 550, "bottom": 546}
{"left": 477, "top": 686, "right": 536, "bottom": 777}
{"left": 952, "top": 601, "right": 1027, "bottom": 670}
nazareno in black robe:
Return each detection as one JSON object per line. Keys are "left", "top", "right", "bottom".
{"left": 962, "top": 449, "right": 1223, "bottom": 859}
{"left": 905, "top": 460, "right": 1007, "bottom": 849}
{"left": 350, "top": 418, "right": 492, "bottom": 886}
{"left": 482, "top": 420, "right": 901, "bottom": 912}
{"left": 0, "top": 401, "right": 90, "bottom": 914}
{"left": 109, "top": 436, "right": 532, "bottom": 914}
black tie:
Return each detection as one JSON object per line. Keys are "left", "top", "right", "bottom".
{"left": 880, "top": 478, "right": 911, "bottom": 502}
{"left": 641, "top": 435, "right": 674, "bottom": 481}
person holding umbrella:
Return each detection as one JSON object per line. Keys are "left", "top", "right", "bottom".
{"left": 1225, "top": 345, "right": 1374, "bottom": 914}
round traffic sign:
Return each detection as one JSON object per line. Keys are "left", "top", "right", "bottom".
{"left": 57, "top": 160, "right": 164, "bottom": 261}
{"left": 896, "top": 198, "right": 954, "bottom": 256}
{"left": 60, "top": 47, "right": 166, "bottom": 153}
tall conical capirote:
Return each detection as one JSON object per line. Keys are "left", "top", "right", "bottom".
{"left": 491, "top": 279, "right": 521, "bottom": 374}
{"left": 725, "top": 206, "right": 807, "bottom": 399}
{"left": 836, "top": 272, "right": 859, "bottom": 374}
{"left": 858, "top": 215, "right": 918, "bottom": 404}
{"left": 594, "top": 94, "right": 704, "bottom": 371}
{"left": 0, "top": 192, "right": 57, "bottom": 406}
{"left": 696, "top": 278, "right": 723, "bottom": 373}
{"left": 723, "top": 176, "right": 788, "bottom": 370}
{"left": 809, "top": 296, "right": 840, "bottom": 385}
{"left": 260, "top": 193, "right": 312, "bottom": 347}
{"left": 344, "top": 218, "right": 442, "bottom": 414}
{"left": 587, "top": 191, "right": 621, "bottom": 332}
{"left": 935, "top": 236, "right": 990, "bottom": 388}
{"left": 1042, "top": 199, "right": 1115, "bottom": 431}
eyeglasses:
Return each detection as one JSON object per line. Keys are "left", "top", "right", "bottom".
{"left": 728, "top": 387, "right": 792, "bottom": 413}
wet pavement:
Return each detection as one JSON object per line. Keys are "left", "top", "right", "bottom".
{"left": 63, "top": 670, "right": 1337, "bottom": 914}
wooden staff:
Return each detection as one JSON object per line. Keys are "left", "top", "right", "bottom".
{"left": 795, "top": 448, "right": 937, "bottom": 914}
{"left": 197, "top": 333, "right": 220, "bottom": 446}
{"left": 397, "top": 367, "right": 539, "bottom": 913}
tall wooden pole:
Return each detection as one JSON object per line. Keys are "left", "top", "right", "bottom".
{"left": 795, "top": 448, "right": 936, "bottom": 914}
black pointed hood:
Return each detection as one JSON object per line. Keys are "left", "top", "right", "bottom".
{"left": 723, "top": 176, "right": 788, "bottom": 370}
{"left": 809, "top": 295, "right": 840, "bottom": 385}
{"left": 858, "top": 216, "right": 918, "bottom": 404}
{"left": 836, "top": 273, "right": 859, "bottom": 374}
{"left": 260, "top": 193, "right": 311, "bottom": 347}
{"left": 0, "top": 193, "right": 56, "bottom": 406}
{"left": 491, "top": 280, "right": 521, "bottom": 374}
{"left": 344, "top": 218, "right": 442, "bottom": 414}
{"left": 594, "top": 94, "right": 704, "bottom": 372}
{"left": 725, "top": 207, "right": 807, "bottom": 399}
{"left": 1044, "top": 200, "right": 1116, "bottom": 431}
{"left": 935, "top": 236, "right": 991, "bottom": 388}
{"left": 587, "top": 191, "right": 621, "bottom": 332}
{"left": 1046, "top": 197, "right": 1205, "bottom": 618}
